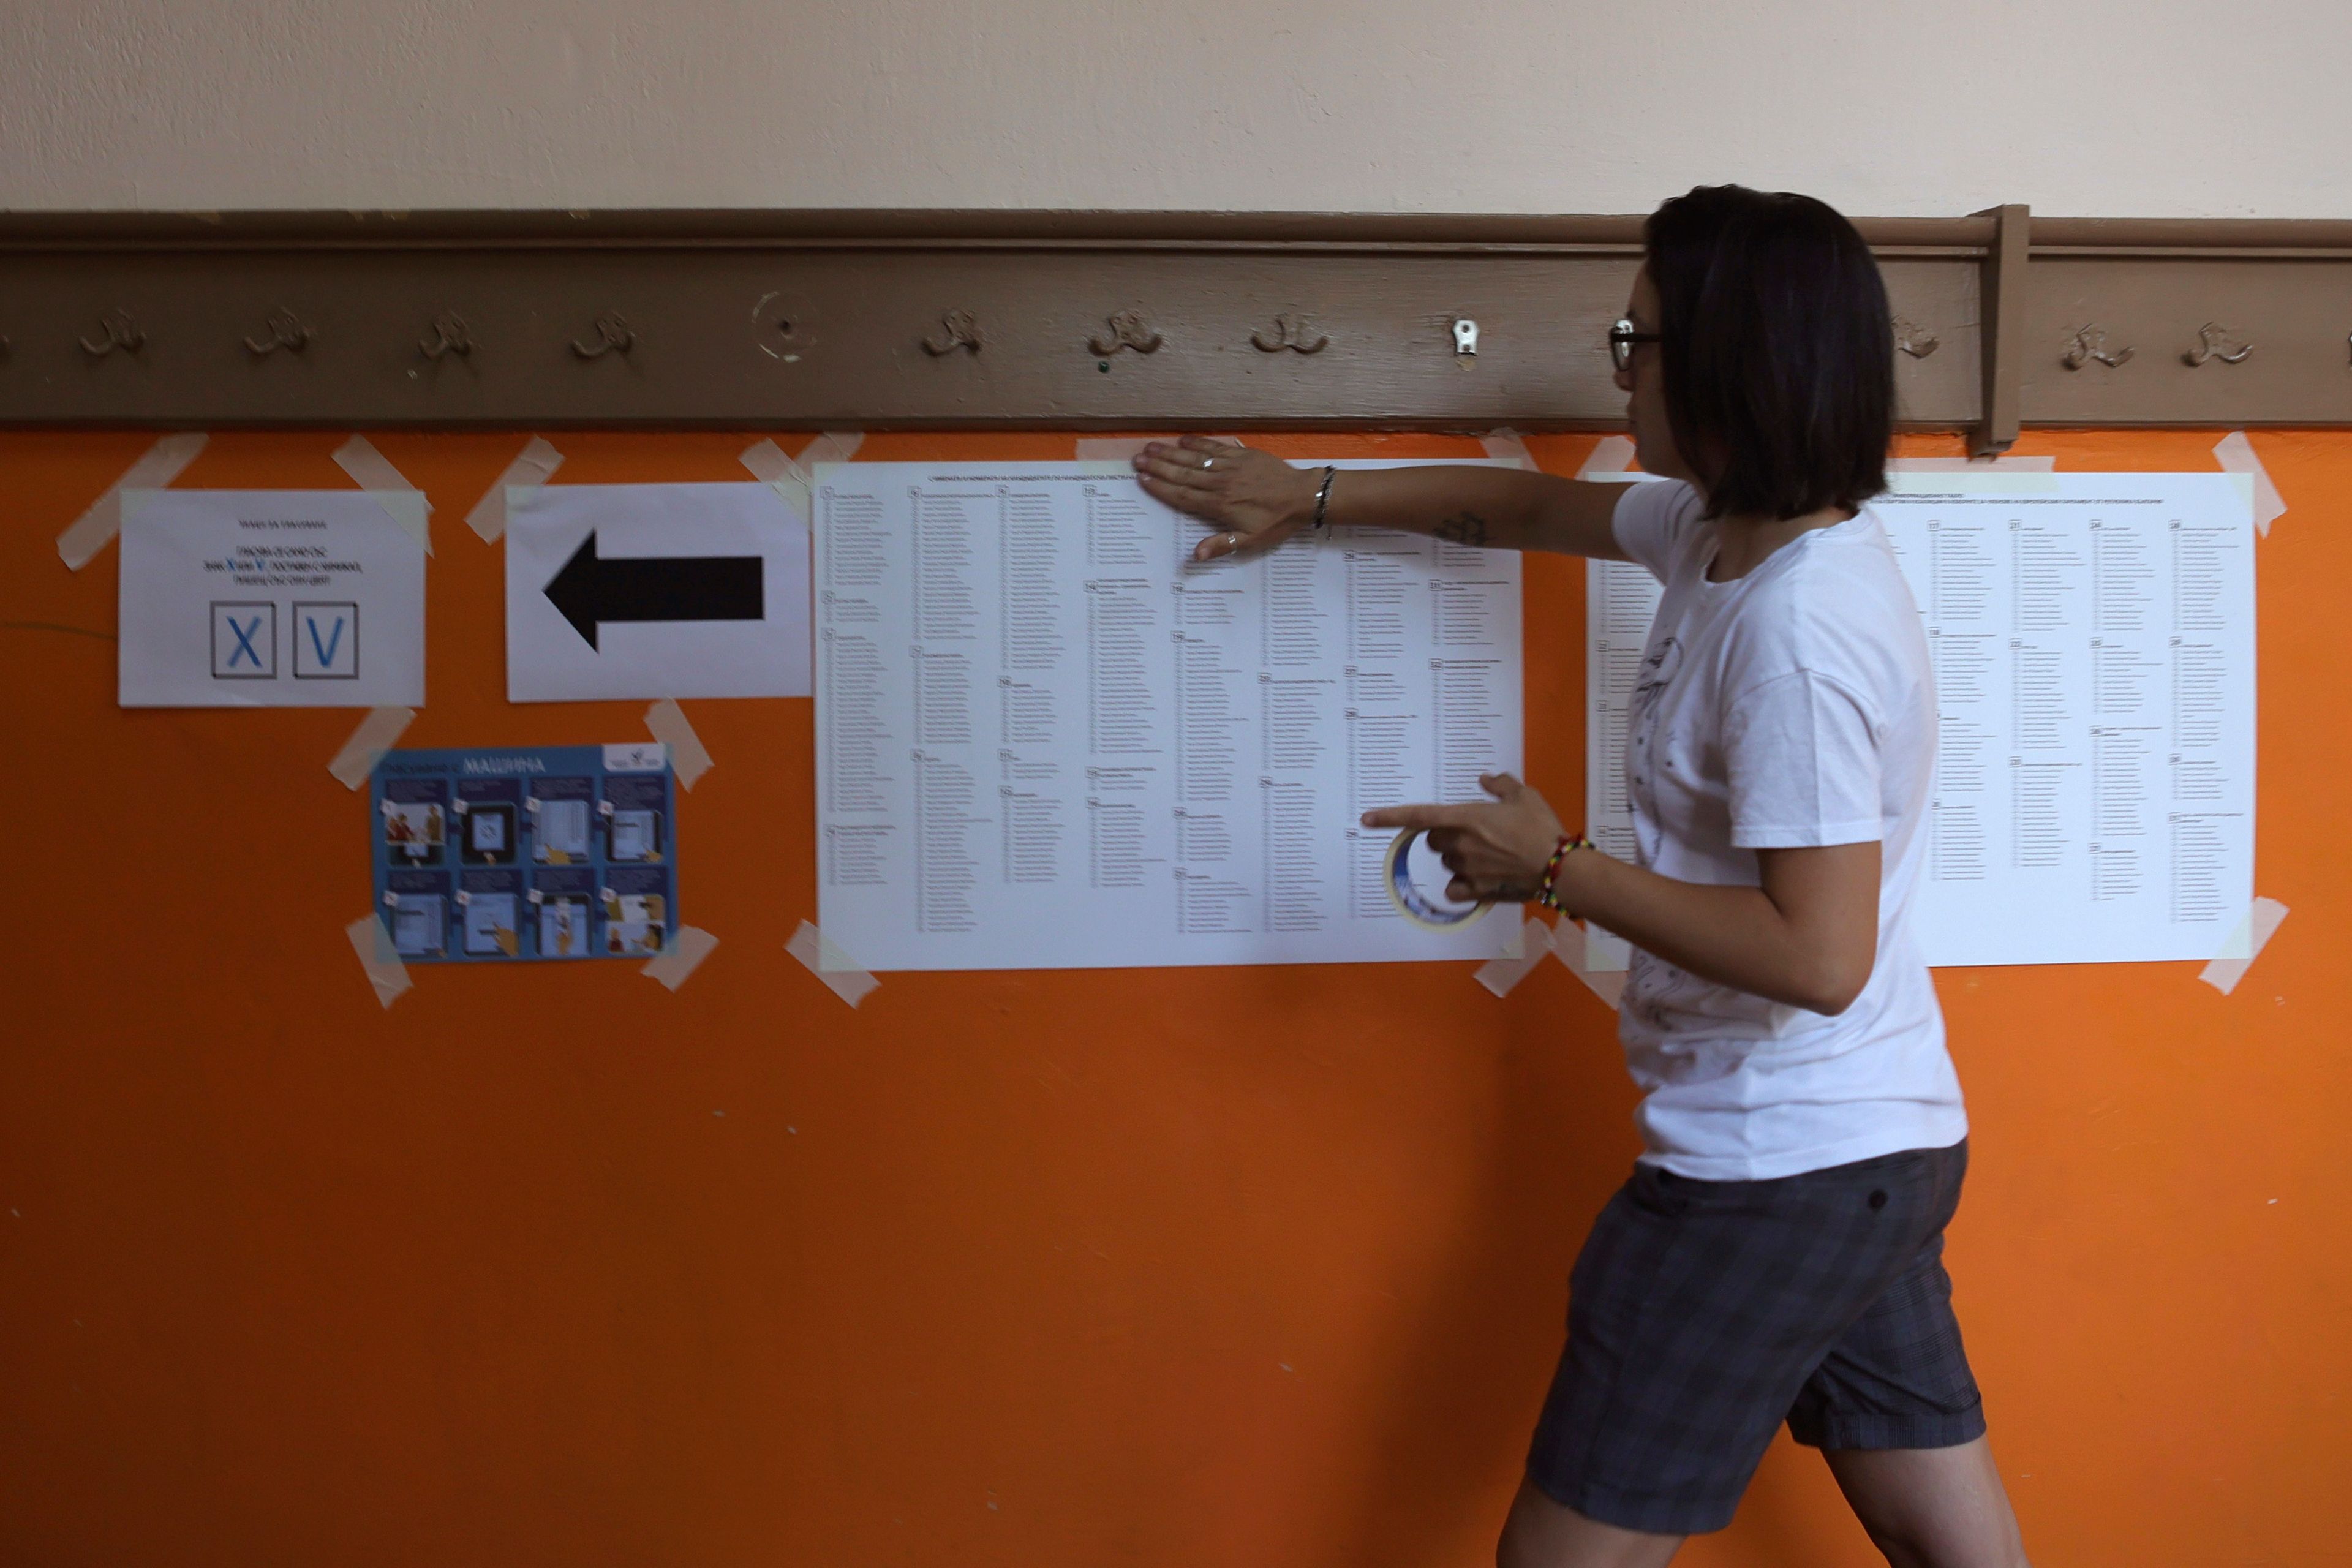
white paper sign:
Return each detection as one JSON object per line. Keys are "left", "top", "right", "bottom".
{"left": 1586, "top": 472, "right": 2257, "bottom": 968}
{"left": 118, "top": 489, "right": 426, "bottom": 708}
{"left": 505, "top": 483, "right": 811, "bottom": 702}
{"left": 1880, "top": 472, "right": 2257, "bottom": 965}
{"left": 813, "top": 461, "right": 1524, "bottom": 971}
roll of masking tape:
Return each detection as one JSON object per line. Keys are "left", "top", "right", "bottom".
{"left": 1385, "top": 827, "right": 1493, "bottom": 930}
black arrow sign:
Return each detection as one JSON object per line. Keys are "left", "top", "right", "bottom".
{"left": 543, "top": 530, "right": 764, "bottom": 650}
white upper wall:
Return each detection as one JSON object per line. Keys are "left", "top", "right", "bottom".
{"left": 3, "top": 0, "right": 2345, "bottom": 217}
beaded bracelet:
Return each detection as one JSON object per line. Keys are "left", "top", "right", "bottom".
{"left": 1534, "top": 833, "right": 1596, "bottom": 911}
{"left": 1308, "top": 465, "right": 1338, "bottom": 537}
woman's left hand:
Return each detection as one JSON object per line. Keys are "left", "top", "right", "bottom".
{"left": 1362, "top": 773, "right": 1567, "bottom": 903}
{"left": 1131, "top": 437, "right": 1322, "bottom": 562}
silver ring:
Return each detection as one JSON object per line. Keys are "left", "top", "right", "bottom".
{"left": 1202, "top": 457, "right": 1216, "bottom": 471}
{"left": 1223, "top": 532, "right": 1242, "bottom": 550}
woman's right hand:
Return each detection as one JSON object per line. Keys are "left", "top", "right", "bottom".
{"left": 1132, "top": 437, "right": 1324, "bottom": 562}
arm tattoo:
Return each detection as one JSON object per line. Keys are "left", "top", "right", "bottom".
{"left": 1433, "top": 511, "right": 1491, "bottom": 546}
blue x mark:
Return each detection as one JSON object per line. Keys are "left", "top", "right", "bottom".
{"left": 225, "top": 615, "right": 266, "bottom": 668}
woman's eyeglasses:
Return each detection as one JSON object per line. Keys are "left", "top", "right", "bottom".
{"left": 1610, "top": 319, "right": 1663, "bottom": 372}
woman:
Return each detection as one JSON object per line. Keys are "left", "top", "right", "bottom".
{"left": 1133, "top": 187, "right": 2031, "bottom": 1568}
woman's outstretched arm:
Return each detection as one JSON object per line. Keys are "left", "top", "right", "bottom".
{"left": 1132, "top": 435, "right": 1632, "bottom": 563}
{"left": 1367, "top": 774, "right": 1882, "bottom": 1018}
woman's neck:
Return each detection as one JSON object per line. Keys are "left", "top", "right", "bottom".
{"left": 1705, "top": 506, "right": 1854, "bottom": 582}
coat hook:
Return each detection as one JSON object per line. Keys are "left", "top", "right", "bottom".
{"left": 1251, "top": 312, "right": 1330, "bottom": 355}
{"left": 2184, "top": 322, "right": 2251, "bottom": 366}
{"left": 419, "top": 312, "right": 476, "bottom": 361}
{"left": 1088, "top": 309, "right": 1163, "bottom": 356}
{"left": 2062, "top": 325, "right": 2133, "bottom": 370}
{"left": 1892, "top": 315, "right": 1939, "bottom": 358}
{"left": 244, "top": 307, "right": 312, "bottom": 356}
{"left": 571, "top": 312, "right": 635, "bottom": 358}
{"left": 922, "top": 309, "right": 984, "bottom": 355}
{"left": 78, "top": 308, "right": 146, "bottom": 358}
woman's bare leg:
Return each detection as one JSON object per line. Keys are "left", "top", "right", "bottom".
{"left": 1820, "top": 1436, "right": 2029, "bottom": 1568}
{"left": 1496, "top": 1477, "right": 1685, "bottom": 1568}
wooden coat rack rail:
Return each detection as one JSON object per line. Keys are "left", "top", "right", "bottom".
{"left": 2, "top": 208, "right": 2348, "bottom": 450}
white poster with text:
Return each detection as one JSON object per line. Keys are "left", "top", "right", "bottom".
{"left": 118, "top": 489, "right": 426, "bottom": 708}
{"left": 1588, "top": 472, "right": 2257, "bottom": 967}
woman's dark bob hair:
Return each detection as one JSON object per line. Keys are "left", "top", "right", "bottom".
{"left": 1645, "top": 185, "right": 1893, "bottom": 521}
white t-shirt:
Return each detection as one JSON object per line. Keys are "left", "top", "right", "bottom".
{"left": 1607, "top": 479, "right": 1967, "bottom": 1181}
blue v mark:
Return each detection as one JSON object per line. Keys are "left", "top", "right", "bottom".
{"left": 307, "top": 616, "right": 345, "bottom": 668}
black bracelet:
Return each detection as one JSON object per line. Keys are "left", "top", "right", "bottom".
{"left": 1310, "top": 466, "right": 1338, "bottom": 536}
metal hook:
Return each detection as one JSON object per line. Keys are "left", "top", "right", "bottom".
{"left": 78, "top": 308, "right": 146, "bottom": 358}
{"left": 244, "top": 308, "right": 312, "bottom": 356}
{"left": 2062, "top": 326, "right": 2133, "bottom": 370}
{"left": 1088, "top": 309, "right": 1163, "bottom": 356}
{"left": 1251, "top": 312, "right": 1330, "bottom": 355}
{"left": 1892, "top": 315, "right": 1940, "bottom": 358}
{"left": 922, "top": 309, "right": 984, "bottom": 355}
{"left": 1452, "top": 318, "right": 1479, "bottom": 356}
{"left": 570, "top": 312, "right": 635, "bottom": 359}
{"left": 2184, "top": 323, "right": 2252, "bottom": 366}
{"left": 419, "top": 312, "right": 475, "bottom": 361}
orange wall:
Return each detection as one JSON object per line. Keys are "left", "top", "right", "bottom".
{"left": 2, "top": 428, "right": 2345, "bottom": 1567}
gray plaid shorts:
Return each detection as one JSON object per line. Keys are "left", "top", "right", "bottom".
{"left": 1526, "top": 1139, "right": 1984, "bottom": 1536}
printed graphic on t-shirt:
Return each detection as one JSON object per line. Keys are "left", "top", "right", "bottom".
{"left": 1624, "top": 634, "right": 1684, "bottom": 851}
{"left": 1597, "top": 478, "right": 1968, "bottom": 1179}
{"left": 1631, "top": 635, "right": 1683, "bottom": 710}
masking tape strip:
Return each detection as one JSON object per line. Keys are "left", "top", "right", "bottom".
{"left": 1074, "top": 437, "right": 1156, "bottom": 464}
{"left": 331, "top": 435, "right": 434, "bottom": 553}
{"left": 345, "top": 913, "right": 413, "bottom": 1009}
{"left": 738, "top": 436, "right": 796, "bottom": 484}
{"left": 644, "top": 698, "right": 713, "bottom": 790}
{"left": 328, "top": 705, "right": 416, "bottom": 790}
{"left": 1475, "top": 917, "right": 1555, "bottom": 997}
{"left": 465, "top": 435, "right": 565, "bottom": 543}
{"left": 787, "top": 920, "right": 881, "bottom": 1008}
{"left": 740, "top": 433, "right": 865, "bottom": 524}
{"left": 2198, "top": 896, "right": 2289, "bottom": 996}
{"left": 1479, "top": 429, "right": 1536, "bottom": 470}
{"left": 642, "top": 925, "right": 720, "bottom": 992}
{"left": 1553, "top": 920, "right": 1627, "bottom": 1011}
{"left": 801, "top": 430, "right": 865, "bottom": 469}
{"left": 1575, "top": 435, "right": 1638, "bottom": 479}
{"left": 741, "top": 437, "right": 810, "bottom": 521}
{"left": 1583, "top": 924, "right": 1633, "bottom": 973}
{"left": 1384, "top": 828, "right": 1492, "bottom": 930}
{"left": 2212, "top": 431, "right": 2287, "bottom": 537}
{"left": 56, "top": 431, "right": 209, "bottom": 570}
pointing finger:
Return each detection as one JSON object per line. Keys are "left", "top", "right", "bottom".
{"left": 1360, "top": 804, "right": 1478, "bottom": 832}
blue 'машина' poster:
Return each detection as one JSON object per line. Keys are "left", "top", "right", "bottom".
{"left": 369, "top": 743, "right": 677, "bottom": 963}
